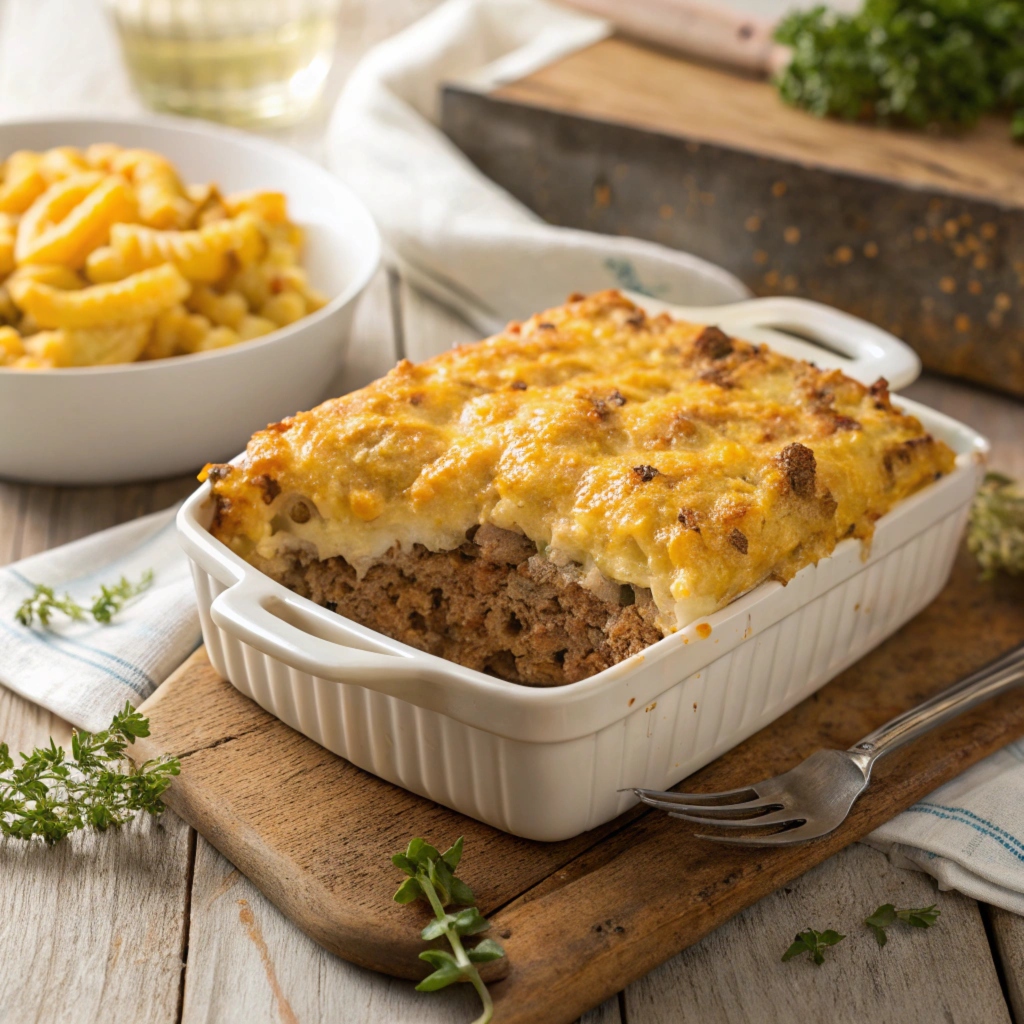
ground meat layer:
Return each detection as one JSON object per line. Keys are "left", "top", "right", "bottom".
{"left": 265, "top": 525, "right": 664, "bottom": 686}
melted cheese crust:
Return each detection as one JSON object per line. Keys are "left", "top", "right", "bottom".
{"left": 206, "top": 291, "right": 955, "bottom": 631}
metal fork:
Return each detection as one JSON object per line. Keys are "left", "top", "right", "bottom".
{"left": 634, "top": 642, "right": 1024, "bottom": 846}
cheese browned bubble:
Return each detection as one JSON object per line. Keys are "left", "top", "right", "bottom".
{"left": 206, "top": 290, "right": 954, "bottom": 634}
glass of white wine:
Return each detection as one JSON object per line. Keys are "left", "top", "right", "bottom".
{"left": 107, "top": 0, "right": 342, "bottom": 127}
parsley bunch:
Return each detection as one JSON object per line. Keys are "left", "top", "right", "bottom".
{"left": 15, "top": 570, "right": 153, "bottom": 628}
{"left": 0, "top": 703, "right": 179, "bottom": 843}
{"left": 392, "top": 837, "right": 505, "bottom": 1024}
{"left": 775, "top": 1, "right": 1024, "bottom": 140}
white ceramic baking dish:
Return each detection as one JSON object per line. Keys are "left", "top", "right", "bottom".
{"left": 177, "top": 297, "right": 987, "bottom": 841}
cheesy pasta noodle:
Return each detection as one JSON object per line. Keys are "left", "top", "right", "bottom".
{"left": 0, "top": 143, "right": 326, "bottom": 369}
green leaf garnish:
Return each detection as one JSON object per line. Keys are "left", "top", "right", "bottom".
{"left": 392, "top": 836, "right": 505, "bottom": 1023}
{"left": 899, "top": 905, "right": 941, "bottom": 929}
{"left": 865, "top": 903, "right": 897, "bottom": 946}
{"left": 90, "top": 569, "right": 154, "bottom": 623}
{"left": 0, "top": 702, "right": 178, "bottom": 844}
{"left": 866, "top": 902, "right": 940, "bottom": 945}
{"left": 16, "top": 570, "right": 154, "bottom": 628}
{"left": 782, "top": 928, "right": 846, "bottom": 965}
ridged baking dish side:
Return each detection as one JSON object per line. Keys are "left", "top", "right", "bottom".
{"left": 187, "top": 492, "right": 969, "bottom": 840}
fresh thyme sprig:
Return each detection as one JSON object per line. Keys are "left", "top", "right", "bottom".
{"left": 90, "top": 570, "right": 154, "bottom": 623}
{"left": 781, "top": 927, "right": 846, "bottom": 966}
{"left": 968, "top": 473, "right": 1024, "bottom": 580}
{"left": 392, "top": 837, "right": 505, "bottom": 1024}
{"left": 15, "top": 569, "right": 154, "bottom": 628}
{"left": 865, "top": 903, "right": 941, "bottom": 946}
{"left": 775, "top": 1, "right": 1024, "bottom": 141}
{"left": 0, "top": 702, "right": 178, "bottom": 843}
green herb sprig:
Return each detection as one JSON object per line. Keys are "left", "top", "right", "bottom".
{"left": 0, "top": 703, "right": 178, "bottom": 843}
{"left": 15, "top": 569, "right": 154, "bottom": 628}
{"left": 781, "top": 927, "right": 846, "bottom": 965}
{"left": 968, "top": 472, "right": 1024, "bottom": 580}
{"left": 865, "top": 902, "right": 941, "bottom": 946}
{"left": 775, "top": 1, "right": 1024, "bottom": 141}
{"left": 392, "top": 837, "right": 505, "bottom": 1024}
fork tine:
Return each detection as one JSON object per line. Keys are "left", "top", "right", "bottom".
{"left": 695, "top": 821, "right": 831, "bottom": 846}
{"left": 632, "top": 785, "right": 759, "bottom": 805}
{"left": 668, "top": 807, "right": 799, "bottom": 828}
{"left": 636, "top": 794, "right": 780, "bottom": 816}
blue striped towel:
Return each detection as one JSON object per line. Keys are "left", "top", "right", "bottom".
{"left": 866, "top": 742, "right": 1024, "bottom": 914}
{"left": 0, "top": 506, "right": 200, "bottom": 733}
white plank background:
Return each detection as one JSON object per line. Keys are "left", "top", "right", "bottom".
{"left": 0, "top": 1, "right": 1023, "bottom": 1022}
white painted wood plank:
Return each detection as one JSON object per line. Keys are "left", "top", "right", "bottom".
{"left": 582, "top": 997, "right": 623, "bottom": 1024}
{"left": 0, "top": 811, "right": 193, "bottom": 1024}
{"left": 400, "top": 278, "right": 481, "bottom": 359}
{"left": 0, "top": 480, "right": 194, "bottom": 1024}
{"left": 623, "top": 843, "right": 1010, "bottom": 1024}
{"left": 329, "top": 268, "right": 401, "bottom": 397}
{"left": 181, "top": 836, "right": 487, "bottom": 1024}
{"left": 988, "top": 906, "right": 1024, "bottom": 1024}
{"left": 0, "top": 481, "right": 25, "bottom": 565}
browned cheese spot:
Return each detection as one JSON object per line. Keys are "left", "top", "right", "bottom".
{"left": 698, "top": 367, "right": 735, "bottom": 389}
{"left": 775, "top": 443, "right": 817, "bottom": 498}
{"left": 729, "top": 528, "right": 749, "bottom": 554}
{"left": 633, "top": 465, "right": 660, "bottom": 482}
{"left": 254, "top": 474, "right": 281, "bottom": 505}
{"left": 678, "top": 508, "right": 701, "bottom": 533}
{"left": 833, "top": 414, "right": 862, "bottom": 432}
{"left": 693, "top": 325, "right": 733, "bottom": 360}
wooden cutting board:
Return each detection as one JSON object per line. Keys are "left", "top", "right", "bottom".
{"left": 136, "top": 546, "right": 1024, "bottom": 1024}
{"left": 440, "top": 36, "right": 1024, "bottom": 399}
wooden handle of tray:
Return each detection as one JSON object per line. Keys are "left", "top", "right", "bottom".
{"left": 560, "top": 0, "right": 790, "bottom": 76}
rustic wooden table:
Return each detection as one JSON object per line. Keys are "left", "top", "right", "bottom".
{"left": 1, "top": 1, "right": 1024, "bottom": 1021}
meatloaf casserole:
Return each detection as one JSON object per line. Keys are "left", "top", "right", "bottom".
{"left": 204, "top": 290, "right": 954, "bottom": 686}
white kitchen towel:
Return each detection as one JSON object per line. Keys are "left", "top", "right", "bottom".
{"left": 326, "top": 0, "right": 749, "bottom": 336}
{"left": 864, "top": 739, "right": 1024, "bottom": 915}
{"left": 0, "top": 507, "right": 200, "bottom": 733}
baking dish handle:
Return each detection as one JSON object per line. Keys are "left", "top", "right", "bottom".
{"left": 210, "top": 581, "right": 416, "bottom": 684}
{"left": 637, "top": 294, "right": 922, "bottom": 391}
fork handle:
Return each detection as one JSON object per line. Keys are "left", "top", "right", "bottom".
{"left": 850, "top": 642, "right": 1024, "bottom": 767}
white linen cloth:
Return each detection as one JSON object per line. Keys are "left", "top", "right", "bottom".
{"left": 864, "top": 742, "right": 1024, "bottom": 915}
{"left": 0, "top": 0, "right": 1020, "bottom": 915}
{"left": 325, "top": 0, "right": 748, "bottom": 333}
{"left": 0, "top": 508, "right": 200, "bottom": 733}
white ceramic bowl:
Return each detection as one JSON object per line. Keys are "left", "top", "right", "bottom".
{"left": 0, "top": 116, "right": 380, "bottom": 485}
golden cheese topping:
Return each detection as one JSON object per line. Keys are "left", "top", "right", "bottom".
{"left": 206, "top": 291, "right": 955, "bottom": 630}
